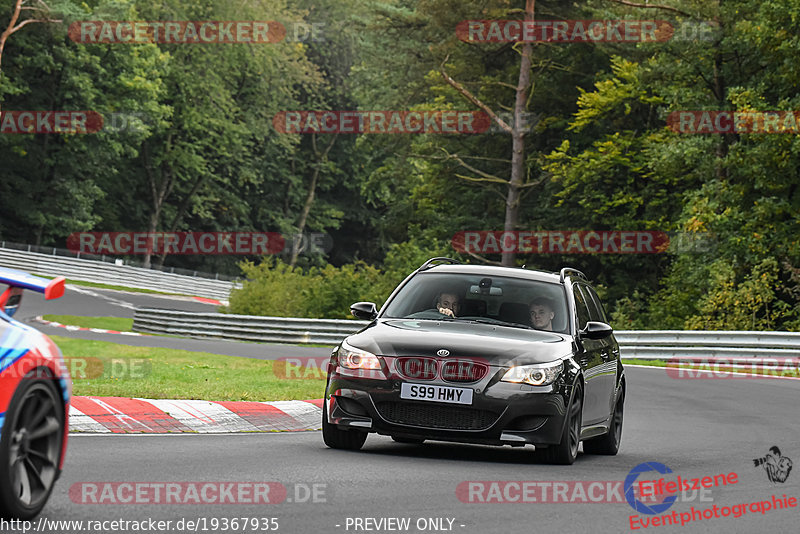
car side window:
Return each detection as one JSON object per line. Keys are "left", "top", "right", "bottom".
{"left": 583, "top": 285, "right": 609, "bottom": 323}
{"left": 572, "top": 284, "right": 591, "bottom": 330}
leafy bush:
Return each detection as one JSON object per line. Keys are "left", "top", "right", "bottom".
{"left": 227, "top": 239, "right": 452, "bottom": 318}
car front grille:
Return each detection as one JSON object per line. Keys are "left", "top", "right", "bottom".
{"left": 375, "top": 401, "right": 498, "bottom": 430}
{"left": 395, "top": 357, "right": 437, "bottom": 380}
{"left": 441, "top": 360, "right": 488, "bottom": 383}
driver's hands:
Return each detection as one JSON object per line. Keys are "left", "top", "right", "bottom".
{"left": 438, "top": 307, "right": 456, "bottom": 317}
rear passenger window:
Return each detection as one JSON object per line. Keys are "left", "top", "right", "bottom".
{"left": 572, "top": 284, "right": 591, "bottom": 330}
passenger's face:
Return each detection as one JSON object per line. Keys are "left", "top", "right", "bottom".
{"left": 438, "top": 293, "right": 461, "bottom": 313}
{"left": 530, "top": 304, "right": 554, "bottom": 330}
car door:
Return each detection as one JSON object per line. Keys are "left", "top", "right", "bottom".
{"left": 581, "top": 284, "right": 619, "bottom": 421}
{"left": 571, "top": 283, "right": 606, "bottom": 425}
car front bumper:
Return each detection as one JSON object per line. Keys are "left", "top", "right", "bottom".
{"left": 325, "top": 369, "right": 576, "bottom": 447}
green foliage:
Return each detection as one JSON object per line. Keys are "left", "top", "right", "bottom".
{"left": 685, "top": 258, "right": 792, "bottom": 331}
{"left": 4, "top": 0, "right": 800, "bottom": 330}
{"left": 228, "top": 258, "right": 387, "bottom": 319}
{"left": 227, "top": 239, "right": 451, "bottom": 318}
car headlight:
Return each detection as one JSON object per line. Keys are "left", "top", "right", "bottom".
{"left": 337, "top": 341, "right": 382, "bottom": 370}
{"left": 501, "top": 360, "right": 563, "bottom": 386}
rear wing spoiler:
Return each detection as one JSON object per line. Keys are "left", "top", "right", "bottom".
{"left": 0, "top": 268, "right": 65, "bottom": 316}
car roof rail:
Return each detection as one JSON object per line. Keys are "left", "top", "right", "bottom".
{"left": 418, "top": 257, "right": 461, "bottom": 271}
{"left": 559, "top": 267, "right": 587, "bottom": 283}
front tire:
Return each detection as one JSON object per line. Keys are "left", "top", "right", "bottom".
{"left": 322, "top": 400, "right": 367, "bottom": 451}
{"left": 0, "top": 377, "right": 64, "bottom": 520}
{"left": 583, "top": 389, "right": 624, "bottom": 455}
{"left": 537, "top": 383, "right": 582, "bottom": 465}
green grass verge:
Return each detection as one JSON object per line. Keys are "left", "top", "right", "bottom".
{"left": 54, "top": 335, "right": 326, "bottom": 401}
{"left": 44, "top": 315, "right": 134, "bottom": 332}
{"left": 41, "top": 275, "right": 207, "bottom": 298}
{"left": 623, "top": 359, "right": 668, "bottom": 367}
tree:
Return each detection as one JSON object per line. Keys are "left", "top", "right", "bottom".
{"left": 0, "top": 0, "right": 62, "bottom": 112}
{"left": 439, "top": 0, "right": 536, "bottom": 266}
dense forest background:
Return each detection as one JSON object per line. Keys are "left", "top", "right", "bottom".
{"left": 1, "top": 0, "right": 799, "bottom": 329}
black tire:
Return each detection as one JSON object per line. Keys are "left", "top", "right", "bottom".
{"left": 583, "top": 389, "right": 624, "bottom": 455}
{"left": 0, "top": 377, "right": 64, "bottom": 520}
{"left": 321, "top": 400, "right": 367, "bottom": 451}
{"left": 391, "top": 437, "right": 424, "bottom": 444}
{"left": 537, "top": 384, "right": 582, "bottom": 465}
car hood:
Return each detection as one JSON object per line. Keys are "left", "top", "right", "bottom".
{"left": 344, "top": 319, "right": 574, "bottom": 366}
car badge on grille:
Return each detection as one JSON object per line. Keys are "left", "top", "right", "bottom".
{"left": 437, "top": 349, "right": 450, "bottom": 357}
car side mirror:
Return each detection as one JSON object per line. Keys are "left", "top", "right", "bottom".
{"left": 350, "top": 302, "right": 378, "bottom": 321}
{"left": 1, "top": 287, "right": 23, "bottom": 317}
{"left": 580, "top": 321, "right": 613, "bottom": 340}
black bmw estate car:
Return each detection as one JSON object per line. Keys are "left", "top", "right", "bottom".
{"left": 322, "top": 258, "right": 624, "bottom": 464}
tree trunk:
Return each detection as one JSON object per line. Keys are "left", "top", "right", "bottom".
{"left": 712, "top": 7, "right": 729, "bottom": 182}
{"left": 0, "top": 0, "right": 24, "bottom": 113}
{"left": 154, "top": 174, "right": 207, "bottom": 269}
{"left": 289, "top": 133, "right": 337, "bottom": 267}
{"left": 501, "top": 0, "right": 535, "bottom": 267}
{"left": 141, "top": 140, "right": 174, "bottom": 269}
{"left": 143, "top": 208, "right": 160, "bottom": 269}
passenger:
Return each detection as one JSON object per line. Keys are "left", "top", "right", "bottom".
{"left": 529, "top": 297, "right": 555, "bottom": 331}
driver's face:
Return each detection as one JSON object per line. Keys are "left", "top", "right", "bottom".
{"left": 530, "top": 305, "right": 554, "bottom": 329}
{"left": 438, "top": 293, "right": 461, "bottom": 313}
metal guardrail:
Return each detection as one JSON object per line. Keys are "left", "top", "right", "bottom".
{"left": 133, "top": 309, "right": 369, "bottom": 345}
{"left": 0, "top": 247, "right": 237, "bottom": 301}
{"left": 614, "top": 331, "right": 800, "bottom": 360}
{"left": 132, "top": 309, "right": 800, "bottom": 356}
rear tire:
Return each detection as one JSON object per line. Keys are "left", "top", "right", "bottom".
{"left": 583, "top": 389, "right": 624, "bottom": 455}
{"left": 0, "top": 377, "right": 64, "bottom": 520}
{"left": 322, "top": 400, "right": 367, "bottom": 451}
{"left": 537, "top": 384, "right": 582, "bottom": 465}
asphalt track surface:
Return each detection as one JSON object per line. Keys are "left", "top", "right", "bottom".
{"left": 31, "top": 367, "right": 800, "bottom": 534}
{"left": 13, "top": 286, "right": 800, "bottom": 533}
{"left": 18, "top": 285, "right": 331, "bottom": 360}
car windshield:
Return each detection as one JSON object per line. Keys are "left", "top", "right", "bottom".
{"left": 381, "top": 272, "right": 570, "bottom": 334}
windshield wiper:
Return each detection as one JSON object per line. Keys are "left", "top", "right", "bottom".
{"left": 465, "top": 318, "right": 533, "bottom": 330}
{"left": 400, "top": 316, "right": 458, "bottom": 321}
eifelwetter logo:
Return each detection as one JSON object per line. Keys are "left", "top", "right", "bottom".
{"left": 625, "top": 462, "right": 678, "bottom": 515}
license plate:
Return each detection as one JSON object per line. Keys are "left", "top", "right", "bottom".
{"left": 400, "top": 383, "right": 473, "bottom": 405}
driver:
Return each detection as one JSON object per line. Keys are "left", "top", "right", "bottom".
{"left": 436, "top": 292, "right": 462, "bottom": 318}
